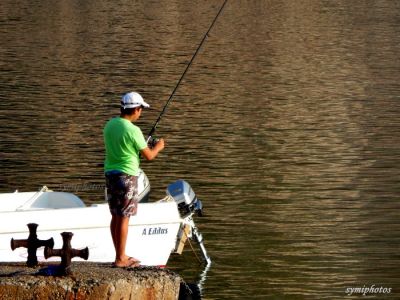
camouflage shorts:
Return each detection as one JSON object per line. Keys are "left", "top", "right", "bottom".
{"left": 105, "top": 172, "right": 138, "bottom": 217}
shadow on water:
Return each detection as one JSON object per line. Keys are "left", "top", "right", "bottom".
{"left": 175, "top": 261, "right": 211, "bottom": 300}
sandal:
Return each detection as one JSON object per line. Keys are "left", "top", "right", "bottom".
{"left": 128, "top": 257, "right": 141, "bottom": 264}
{"left": 112, "top": 257, "right": 141, "bottom": 268}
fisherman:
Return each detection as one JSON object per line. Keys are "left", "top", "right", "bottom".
{"left": 103, "top": 92, "right": 165, "bottom": 268}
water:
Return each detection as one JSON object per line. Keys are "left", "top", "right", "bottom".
{"left": 1, "top": 1, "right": 400, "bottom": 299}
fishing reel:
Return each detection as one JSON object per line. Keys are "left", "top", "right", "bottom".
{"left": 147, "top": 136, "right": 160, "bottom": 149}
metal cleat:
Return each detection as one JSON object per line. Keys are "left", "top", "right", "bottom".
{"left": 44, "top": 232, "right": 89, "bottom": 275}
{"left": 11, "top": 223, "right": 54, "bottom": 267}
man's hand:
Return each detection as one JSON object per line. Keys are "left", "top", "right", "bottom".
{"left": 155, "top": 138, "right": 165, "bottom": 150}
{"left": 141, "top": 138, "right": 165, "bottom": 161}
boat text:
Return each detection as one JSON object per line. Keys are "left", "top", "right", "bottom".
{"left": 142, "top": 227, "right": 168, "bottom": 235}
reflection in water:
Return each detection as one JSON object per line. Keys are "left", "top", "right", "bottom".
{"left": 180, "top": 262, "right": 212, "bottom": 299}
{"left": 1, "top": 0, "right": 399, "bottom": 299}
{"left": 197, "top": 262, "right": 212, "bottom": 296}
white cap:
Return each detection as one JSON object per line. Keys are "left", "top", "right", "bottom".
{"left": 121, "top": 92, "right": 150, "bottom": 109}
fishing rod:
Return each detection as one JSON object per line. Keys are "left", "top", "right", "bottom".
{"left": 147, "top": 0, "right": 228, "bottom": 144}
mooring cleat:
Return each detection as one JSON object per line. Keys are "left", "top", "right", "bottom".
{"left": 44, "top": 231, "right": 89, "bottom": 275}
{"left": 11, "top": 223, "right": 54, "bottom": 267}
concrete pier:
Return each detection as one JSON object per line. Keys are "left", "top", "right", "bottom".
{"left": 0, "top": 262, "right": 185, "bottom": 300}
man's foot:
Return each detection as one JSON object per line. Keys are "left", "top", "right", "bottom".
{"left": 127, "top": 257, "right": 141, "bottom": 264}
{"left": 113, "top": 256, "right": 141, "bottom": 268}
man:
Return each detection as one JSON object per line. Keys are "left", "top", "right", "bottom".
{"left": 104, "top": 91, "right": 165, "bottom": 268}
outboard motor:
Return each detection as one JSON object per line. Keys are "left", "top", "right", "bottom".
{"left": 167, "top": 180, "right": 210, "bottom": 265}
{"left": 166, "top": 180, "right": 203, "bottom": 218}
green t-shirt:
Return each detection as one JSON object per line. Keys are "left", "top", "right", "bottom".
{"left": 104, "top": 117, "right": 148, "bottom": 176}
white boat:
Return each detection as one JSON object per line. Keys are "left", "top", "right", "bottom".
{"left": 0, "top": 170, "right": 210, "bottom": 267}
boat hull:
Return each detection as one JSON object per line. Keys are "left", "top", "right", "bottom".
{"left": 0, "top": 202, "right": 182, "bottom": 266}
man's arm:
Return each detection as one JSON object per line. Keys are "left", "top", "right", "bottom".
{"left": 140, "top": 138, "right": 165, "bottom": 161}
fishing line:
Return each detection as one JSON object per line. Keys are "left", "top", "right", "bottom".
{"left": 147, "top": 0, "right": 228, "bottom": 142}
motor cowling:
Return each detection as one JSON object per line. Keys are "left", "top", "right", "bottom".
{"left": 166, "top": 180, "right": 202, "bottom": 218}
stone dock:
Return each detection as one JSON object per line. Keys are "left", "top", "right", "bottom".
{"left": 0, "top": 262, "right": 195, "bottom": 300}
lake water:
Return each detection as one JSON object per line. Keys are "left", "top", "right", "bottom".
{"left": 1, "top": 0, "right": 399, "bottom": 299}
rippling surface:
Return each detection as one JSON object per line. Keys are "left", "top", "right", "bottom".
{"left": 1, "top": 1, "right": 399, "bottom": 299}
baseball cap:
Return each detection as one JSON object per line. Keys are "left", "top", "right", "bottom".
{"left": 121, "top": 92, "right": 150, "bottom": 109}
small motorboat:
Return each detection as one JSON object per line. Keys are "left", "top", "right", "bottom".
{"left": 0, "top": 170, "right": 210, "bottom": 267}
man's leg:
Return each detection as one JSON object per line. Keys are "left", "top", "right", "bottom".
{"left": 110, "top": 215, "right": 117, "bottom": 251}
{"left": 108, "top": 174, "right": 140, "bottom": 267}
{"left": 114, "top": 215, "right": 130, "bottom": 264}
